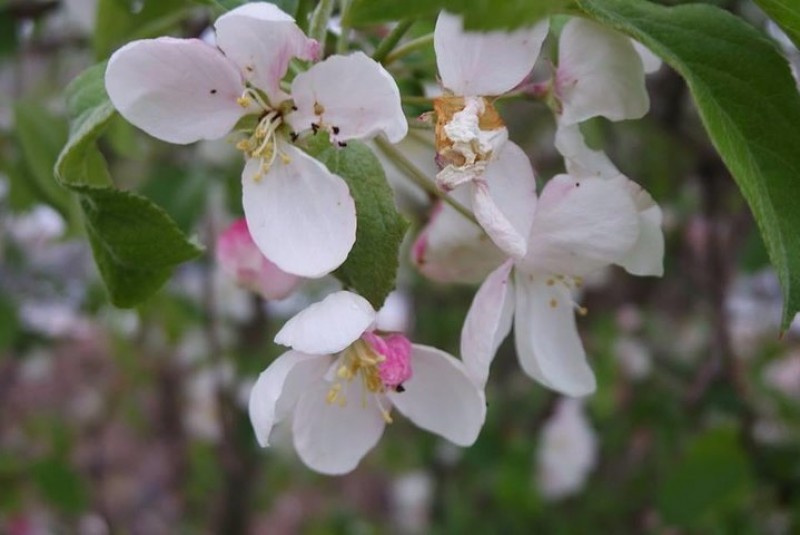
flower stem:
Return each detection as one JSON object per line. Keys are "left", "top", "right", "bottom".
{"left": 295, "top": 0, "right": 313, "bottom": 32}
{"left": 373, "top": 136, "right": 478, "bottom": 225}
{"left": 401, "top": 95, "right": 434, "bottom": 106}
{"left": 383, "top": 33, "right": 433, "bottom": 65}
{"left": 336, "top": 0, "right": 353, "bottom": 54}
{"left": 309, "top": 0, "right": 335, "bottom": 48}
{"left": 372, "top": 19, "right": 415, "bottom": 64}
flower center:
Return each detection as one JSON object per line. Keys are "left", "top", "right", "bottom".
{"left": 235, "top": 89, "right": 290, "bottom": 181}
{"left": 325, "top": 334, "right": 413, "bottom": 423}
{"left": 544, "top": 274, "right": 588, "bottom": 316}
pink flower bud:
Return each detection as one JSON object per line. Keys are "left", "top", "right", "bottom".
{"left": 216, "top": 218, "right": 302, "bottom": 300}
{"left": 363, "top": 332, "right": 413, "bottom": 390}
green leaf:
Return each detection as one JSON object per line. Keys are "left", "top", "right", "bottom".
{"left": 347, "top": 0, "right": 571, "bottom": 30}
{"left": 13, "top": 103, "right": 74, "bottom": 219}
{"left": 55, "top": 63, "right": 203, "bottom": 307}
{"left": 31, "top": 458, "right": 88, "bottom": 514}
{"left": 577, "top": 0, "right": 800, "bottom": 328}
{"left": 94, "top": 0, "right": 193, "bottom": 58}
{"left": 305, "top": 135, "right": 409, "bottom": 310}
{"left": 658, "top": 427, "right": 751, "bottom": 527}
{"left": 755, "top": 0, "right": 800, "bottom": 50}
{"left": 79, "top": 187, "right": 204, "bottom": 308}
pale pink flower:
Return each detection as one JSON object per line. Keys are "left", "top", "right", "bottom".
{"left": 216, "top": 218, "right": 302, "bottom": 300}
{"left": 105, "top": 3, "right": 407, "bottom": 278}
{"left": 248, "top": 291, "right": 486, "bottom": 474}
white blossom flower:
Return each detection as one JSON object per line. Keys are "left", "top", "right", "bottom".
{"left": 416, "top": 140, "right": 661, "bottom": 396}
{"left": 216, "top": 218, "right": 302, "bottom": 300}
{"left": 431, "top": 11, "right": 548, "bottom": 257}
{"left": 248, "top": 291, "right": 486, "bottom": 474}
{"left": 105, "top": 2, "right": 407, "bottom": 278}
{"left": 535, "top": 398, "right": 598, "bottom": 500}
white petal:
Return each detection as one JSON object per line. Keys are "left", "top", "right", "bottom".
{"left": 248, "top": 350, "right": 330, "bottom": 447}
{"left": 519, "top": 175, "right": 640, "bottom": 277}
{"left": 412, "top": 189, "right": 506, "bottom": 284}
{"left": 289, "top": 52, "right": 407, "bottom": 143}
{"left": 293, "top": 378, "right": 387, "bottom": 474}
{"left": 215, "top": 3, "right": 318, "bottom": 104}
{"left": 242, "top": 143, "right": 356, "bottom": 278}
{"left": 557, "top": 18, "right": 649, "bottom": 125}
{"left": 554, "top": 124, "right": 621, "bottom": 180}
{"left": 434, "top": 11, "right": 548, "bottom": 96}
{"left": 632, "top": 39, "right": 662, "bottom": 75}
{"left": 461, "top": 260, "right": 514, "bottom": 387}
{"left": 105, "top": 37, "right": 246, "bottom": 144}
{"left": 274, "top": 291, "right": 376, "bottom": 354}
{"left": 620, "top": 203, "right": 664, "bottom": 276}
{"left": 486, "top": 141, "right": 538, "bottom": 236}
{"left": 388, "top": 345, "right": 486, "bottom": 446}
{"left": 513, "top": 274, "right": 596, "bottom": 396}
{"left": 472, "top": 181, "right": 527, "bottom": 258}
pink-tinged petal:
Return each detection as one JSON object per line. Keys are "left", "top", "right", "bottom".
{"left": 519, "top": 175, "right": 640, "bottom": 277}
{"left": 434, "top": 11, "right": 548, "bottom": 96}
{"left": 388, "top": 345, "right": 486, "bottom": 446}
{"left": 288, "top": 52, "right": 407, "bottom": 142}
{"left": 105, "top": 37, "right": 246, "bottom": 144}
{"left": 293, "top": 378, "right": 387, "bottom": 474}
{"left": 216, "top": 218, "right": 303, "bottom": 300}
{"left": 513, "top": 273, "right": 596, "bottom": 397}
{"left": 275, "top": 291, "right": 376, "bottom": 355}
{"left": 461, "top": 260, "right": 514, "bottom": 387}
{"left": 554, "top": 124, "right": 621, "bottom": 180}
{"left": 248, "top": 350, "right": 331, "bottom": 447}
{"left": 413, "top": 189, "right": 507, "bottom": 284}
{"left": 215, "top": 3, "right": 318, "bottom": 104}
{"left": 242, "top": 143, "right": 356, "bottom": 278}
{"left": 557, "top": 18, "right": 649, "bottom": 125}
{"left": 619, "top": 198, "right": 664, "bottom": 277}
{"left": 363, "top": 333, "right": 413, "bottom": 389}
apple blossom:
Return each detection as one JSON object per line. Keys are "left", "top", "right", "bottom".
{"left": 105, "top": 2, "right": 407, "bottom": 278}
{"left": 431, "top": 11, "right": 548, "bottom": 258}
{"left": 248, "top": 291, "right": 486, "bottom": 474}
{"left": 216, "top": 218, "right": 302, "bottom": 300}
{"left": 535, "top": 398, "right": 598, "bottom": 501}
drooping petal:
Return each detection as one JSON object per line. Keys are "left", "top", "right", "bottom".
{"left": 471, "top": 140, "right": 539, "bottom": 257}
{"left": 216, "top": 218, "right": 303, "bottom": 300}
{"left": 241, "top": 142, "right": 356, "bottom": 278}
{"left": 274, "top": 291, "right": 376, "bottom": 355}
{"left": 288, "top": 52, "right": 407, "bottom": 143}
{"left": 215, "top": 3, "right": 318, "bottom": 104}
{"left": 513, "top": 273, "right": 596, "bottom": 397}
{"left": 556, "top": 18, "right": 649, "bottom": 125}
{"left": 248, "top": 350, "right": 331, "bottom": 447}
{"left": 105, "top": 37, "right": 246, "bottom": 144}
{"left": 554, "top": 124, "right": 620, "bottom": 180}
{"left": 293, "top": 378, "right": 387, "bottom": 474}
{"left": 434, "top": 11, "right": 548, "bottom": 96}
{"left": 461, "top": 260, "right": 515, "bottom": 387}
{"left": 412, "top": 189, "right": 506, "bottom": 284}
{"left": 388, "top": 345, "right": 486, "bottom": 446}
{"left": 616, "top": 180, "right": 664, "bottom": 277}
{"left": 519, "top": 175, "right": 640, "bottom": 277}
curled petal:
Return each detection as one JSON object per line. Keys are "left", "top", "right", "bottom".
{"left": 519, "top": 175, "right": 640, "bottom": 277}
{"left": 461, "top": 260, "right": 515, "bottom": 387}
{"left": 248, "top": 350, "right": 331, "bottom": 447}
{"left": 274, "top": 291, "right": 376, "bottom": 355}
{"left": 513, "top": 273, "right": 596, "bottom": 397}
{"left": 388, "top": 345, "right": 486, "bottom": 446}
{"left": 293, "top": 378, "right": 387, "bottom": 475}
{"left": 557, "top": 18, "right": 649, "bottom": 125}
{"left": 105, "top": 37, "right": 246, "bottom": 144}
{"left": 434, "top": 11, "right": 548, "bottom": 96}
{"left": 241, "top": 143, "right": 356, "bottom": 278}
{"left": 472, "top": 181, "right": 527, "bottom": 258}
{"left": 413, "top": 189, "right": 506, "bottom": 284}
{"left": 215, "top": 3, "right": 318, "bottom": 103}
{"left": 554, "top": 124, "right": 620, "bottom": 180}
{"left": 289, "top": 52, "right": 407, "bottom": 143}
{"left": 620, "top": 201, "right": 664, "bottom": 277}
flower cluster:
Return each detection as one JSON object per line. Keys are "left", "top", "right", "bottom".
{"left": 107, "top": 4, "right": 663, "bottom": 474}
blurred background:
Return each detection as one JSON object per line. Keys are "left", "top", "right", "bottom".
{"left": 1, "top": 0, "right": 800, "bottom": 533}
